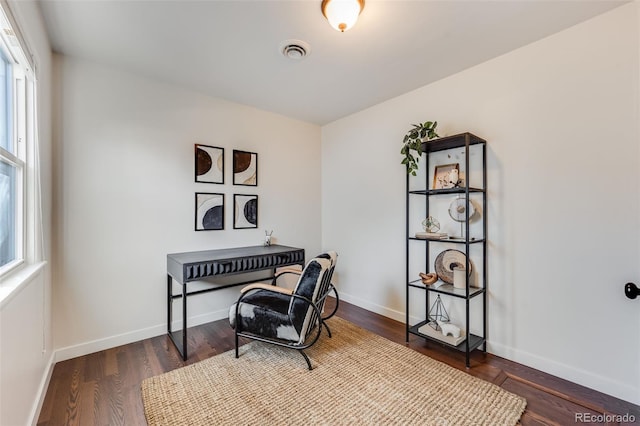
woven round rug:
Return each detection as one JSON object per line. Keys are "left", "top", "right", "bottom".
{"left": 142, "top": 317, "right": 525, "bottom": 425}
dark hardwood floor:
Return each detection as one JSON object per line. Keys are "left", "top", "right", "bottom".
{"left": 38, "top": 299, "right": 639, "bottom": 425}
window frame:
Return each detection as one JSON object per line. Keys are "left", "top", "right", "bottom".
{"left": 0, "top": 8, "right": 28, "bottom": 279}
{"left": 0, "top": 148, "right": 24, "bottom": 276}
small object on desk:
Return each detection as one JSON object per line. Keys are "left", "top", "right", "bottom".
{"left": 264, "top": 230, "right": 273, "bottom": 246}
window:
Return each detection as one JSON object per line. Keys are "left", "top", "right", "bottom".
{"left": 1, "top": 49, "right": 12, "bottom": 151}
{"left": 0, "top": 5, "right": 31, "bottom": 276}
{"left": 0, "top": 152, "right": 18, "bottom": 268}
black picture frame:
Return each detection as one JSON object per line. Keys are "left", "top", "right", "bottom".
{"left": 233, "top": 194, "right": 258, "bottom": 229}
{"left": 195, "top": 192, "right": 224, "bottom": 231}
{"left": 233, "top": 150, "right": 258, "bottom": 186}
{"left": 195, "top": 144, "right": 224, "bottom": 184}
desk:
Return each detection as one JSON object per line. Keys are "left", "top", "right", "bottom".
{"left": 167, "top": 245, "right": 305, "bottom": 360}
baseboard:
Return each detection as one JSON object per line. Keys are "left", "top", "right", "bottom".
{"left": 53, "top": 293, "right": 399, "bottom": 363}
{"left": 53, "top": 292, "right": 413, "bottom": 363}
{"left": 49, "top": 294, "right": 640, "bottom": 406}
{"left": 341, "top": 294, "right": 639, "bottom": 406}
{"left": 54, "top": 308, "right": 229, "bottom": 363}
{"left": 339, "top": 291, "right": 407, "bottom": 323}
{"left": 489, "top": 341, "right": 639, "bottom": 406}
{"left": 29, "top": 352, "right": 55, "bottom": 426}
{"left": 339, "top": 292, "right": 426, "bottom": 325}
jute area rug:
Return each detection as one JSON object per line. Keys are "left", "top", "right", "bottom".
{"left": 142, "top": 317, "right": 526, "bottom": 425}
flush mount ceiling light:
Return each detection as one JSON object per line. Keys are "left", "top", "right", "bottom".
{"left": 279, "top": 39, "right": 311, "bottom": 60}
{"left": 321, "top": 0, "right": 365, "bottom": 32}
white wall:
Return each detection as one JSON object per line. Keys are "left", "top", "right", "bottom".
{"left": 1, "top": 267, "right": 48, "bottom": 426}
{"left": 52, "top": 55, "right": 322, "bottom": 359}
{"left": 0, "top": 1, "right": 54, "bottom": 425}
{"left": 322, "top": 4, "right": 640, "bottom": 405}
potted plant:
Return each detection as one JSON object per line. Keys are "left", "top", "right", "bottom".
{"left": 400, "top": 121, "right": 439, "bottom": 175}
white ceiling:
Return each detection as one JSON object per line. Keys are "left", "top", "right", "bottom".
{"left": 38, "top": 0, "right": 626, "bottom": 125}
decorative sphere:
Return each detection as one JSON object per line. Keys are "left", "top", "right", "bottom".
{"left": 422, "top": 216, "right": 440, "bottom": 233}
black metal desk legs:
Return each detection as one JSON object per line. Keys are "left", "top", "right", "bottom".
{"left": 167, "top": 274, "right": 171, "bottom": 335}
{"left": 167, "top": 274, "right": 188, "bottom": 361}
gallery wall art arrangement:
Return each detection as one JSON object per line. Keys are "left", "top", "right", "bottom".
{"left": 193, "top": 144, "right": 259, "bottom": 231}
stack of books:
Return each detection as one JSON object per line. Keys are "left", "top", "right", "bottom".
{"left": 415, "top": 232, "right": 448, "bottom": 239}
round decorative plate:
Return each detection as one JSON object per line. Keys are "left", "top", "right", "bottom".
{"left": 448, "top": 197, "right": 475, "bottom": 222}
{"left": 434, "top": 249, "right": 471, "bottom": 284}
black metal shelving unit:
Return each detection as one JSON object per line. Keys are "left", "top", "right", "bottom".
{"left": 405, "top": 132, "right": 487, "bottom": 368}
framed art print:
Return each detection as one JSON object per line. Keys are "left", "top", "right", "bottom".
{"left": 433, "top": 163, "right": 460, "bottom": 189}
{"left": 195, "top": 192, "right": 224, "bottom": 231}
{"left": 234, "top": 194, "right": 258, "bottom": 229}
{"left": 233, "top": 150, "right": 257, "bottom": 186}
{"left": 195, "top": 144, "right": 224, "bottom": 184}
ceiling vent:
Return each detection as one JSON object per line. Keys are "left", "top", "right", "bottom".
{"left": 280, "top": 39, "right": 311, "bottom": 61}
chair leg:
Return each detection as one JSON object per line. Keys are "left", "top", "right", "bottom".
{"left": 323, "top": 321, "right": 332, "bottom": 338}
{"left": 299, "top": 350, "right": 312, "bottom": 370}
{"left": 235, "top": 331, "right": 239, "bottom": 358}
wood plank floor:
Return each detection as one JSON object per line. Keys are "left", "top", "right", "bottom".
{"left": 38, "top": 299, "right": 639, "bottom": 425}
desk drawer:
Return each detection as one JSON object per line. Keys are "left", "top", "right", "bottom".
{"left": 184, "top": 249, "right": 304, "bottom": 280}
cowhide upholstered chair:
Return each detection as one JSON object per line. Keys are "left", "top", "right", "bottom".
{"left": 229, "top": 251, "right": 338, "bottom": 370}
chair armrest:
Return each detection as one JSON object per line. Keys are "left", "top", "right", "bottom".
{"left": 274, "top": 267, "right": 302, "bottom": 279}
{"left": 240, "top": 283, "right": 293, "bottom": 295}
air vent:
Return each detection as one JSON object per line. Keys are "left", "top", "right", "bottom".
{"left": 279, "top": 39, "right": 311, "bottom": 61}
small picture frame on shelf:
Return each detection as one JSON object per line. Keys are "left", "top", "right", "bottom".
{"left": 433, "top": 163, "right": 460, "bottom": 189}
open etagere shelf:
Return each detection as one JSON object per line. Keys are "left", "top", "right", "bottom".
{"left": 405, "top": 132, "right": 487, "bottom": 367}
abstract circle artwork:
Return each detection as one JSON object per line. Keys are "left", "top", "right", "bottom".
{"left": 195, "top": 144, "right": 224, "bottom": 184}
{"left": 234, "top": 194, "right": 258, "bottom": 229}
{"left": 195, "top": 192, "right": 224, "bottom": 230}
{"left": 233, "top": 150, "right": 257, "bottom": 186}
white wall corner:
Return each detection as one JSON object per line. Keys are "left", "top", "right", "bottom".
{"left": 29, "top": 352, "right": 55, "bottom": 426}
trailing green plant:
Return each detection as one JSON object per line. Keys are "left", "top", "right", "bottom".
{"left": 400, "top": 121, "right": 439, "bottom": 175}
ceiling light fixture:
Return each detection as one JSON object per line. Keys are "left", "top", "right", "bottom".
{"left": 321, "top": 0, "right": 364, "bottom": 32}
